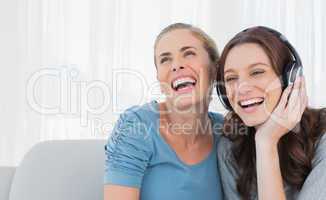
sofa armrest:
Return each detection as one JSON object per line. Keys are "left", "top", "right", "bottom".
{"left": 0, "top": 166, "right": 16, "bottom": 200}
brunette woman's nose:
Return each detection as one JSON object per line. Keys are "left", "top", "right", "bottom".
{"left": 237, "top": 82, "right": 253, "bottom": 95}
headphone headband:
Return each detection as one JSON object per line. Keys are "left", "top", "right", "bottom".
{"left": 252, "top": 26, "right": 302, "bottom": 67}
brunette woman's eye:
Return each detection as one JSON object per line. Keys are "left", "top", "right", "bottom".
{"left": 251, "top": 69, "right": 265, "bottom": 76}
{"left": 225, "top": 76, "right": 238, "bottom": 82}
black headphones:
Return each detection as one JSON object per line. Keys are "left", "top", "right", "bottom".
{"left": 216, "top": 26, "right": 303, "bottom": 110}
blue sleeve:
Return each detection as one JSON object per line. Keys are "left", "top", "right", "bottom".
{"left": 104, "top": 108, "right": 153, "bottom": 188}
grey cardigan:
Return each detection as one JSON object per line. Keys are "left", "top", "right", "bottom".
{"left": 217, "top": 133, "right": 326, "bottom": 200}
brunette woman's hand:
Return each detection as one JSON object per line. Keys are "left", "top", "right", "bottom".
{"left": 255, "top": 75, "right": 308, "bottom": 146}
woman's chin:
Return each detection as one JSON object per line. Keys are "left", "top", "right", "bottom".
{"left": 168, "top": 95, "right": 206, "bottom": 113}
{"left": 166, "top": 96, "right": 192, "bottom": 112}
{"left": 240, "top": 115, "right": 267, "bottom": 128}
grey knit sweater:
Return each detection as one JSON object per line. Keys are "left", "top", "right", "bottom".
{"left": 217, "top": 133, "right": 326, "bottom": 200}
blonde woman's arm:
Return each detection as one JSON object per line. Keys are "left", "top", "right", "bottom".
{"left": 104, "top": 185, "right": 139, "bottom": 200}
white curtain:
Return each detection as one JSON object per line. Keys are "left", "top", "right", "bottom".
{"left": 1, "top": 0, "right": 325, "bottom": 166}
{"left": 2, "top": 0, "right": 225, "bottom": 166}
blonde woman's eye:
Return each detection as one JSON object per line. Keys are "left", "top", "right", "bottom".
{"left": 160, "top": 57, "right": 170, "bottom": 64}
{"left": 184, "top": 51, "right": 196, "bottom": 57}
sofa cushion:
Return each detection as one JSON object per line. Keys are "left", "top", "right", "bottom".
{"left": 9, "top": 140, "right": 106, "bottom": 200}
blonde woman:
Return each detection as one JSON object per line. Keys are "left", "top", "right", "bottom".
{"left": 104, "top": 23, "right": 224, "bottom": 200}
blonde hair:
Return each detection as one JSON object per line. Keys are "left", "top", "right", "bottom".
{"left": 154, "top": 23, "right": 219, "bottom": 70}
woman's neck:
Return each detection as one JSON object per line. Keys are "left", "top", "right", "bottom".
{"left": 160, "top": 102, "right": 211, "bottom": 144}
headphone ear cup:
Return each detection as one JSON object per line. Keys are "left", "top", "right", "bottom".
{"left": 283, "top": 61, "right": 296, "bottom": 88}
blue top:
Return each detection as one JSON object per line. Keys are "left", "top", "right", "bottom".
{"left": 104, "top": 101, "right": 224, "bottom": 200}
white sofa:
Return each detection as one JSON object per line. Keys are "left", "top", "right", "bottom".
{"left": 0, "top": 139, "right": 107, "bottom": 200}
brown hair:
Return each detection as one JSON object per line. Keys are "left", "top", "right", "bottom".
{"left": 154, "top": 23, "right": 219, "bottom": 78}
{"left": 217, "top": 27, "right": 326, "bottom": 199}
